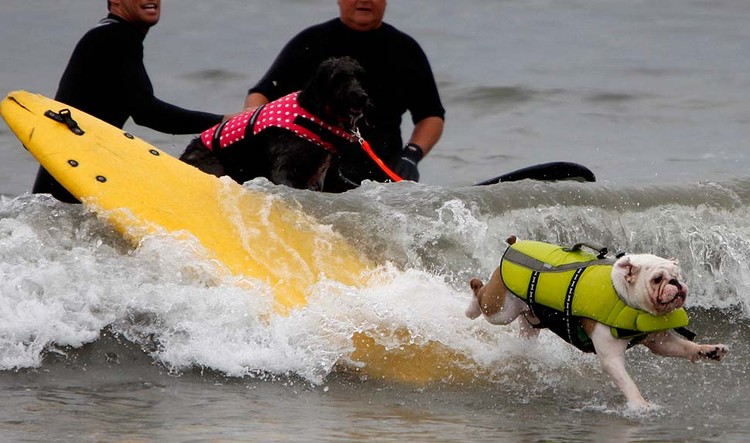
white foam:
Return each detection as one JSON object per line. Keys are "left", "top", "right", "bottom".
{"left": 1, "top": 191, "right": 745, "bottom": 386}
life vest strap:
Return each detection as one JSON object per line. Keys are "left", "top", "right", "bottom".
{"left": 293, "top": 115, "right": 346, "bottom": 153}
{"left": 523, "top": 259, "right": 587, "bottom": 346}
{"left": 526, "top": 270, "right": 540, "bottom": 306}
{"left": 564, "top": 267, "right": 585, "bottom": 344}
{"left": 210, "top": 120, "right": 230, "bottom": 151}
{"left": 503, "top": 246, "right": 614, "bottom": 273}
{"left": 206, "top": 104, "right": 265, "bottom": 151}
{"left": 244, "top": 104, "right": 266, "bottom": 140}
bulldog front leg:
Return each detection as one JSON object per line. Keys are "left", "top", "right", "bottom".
{"left": 583, "top": 319, "right": 649, "bottom": 409}
{"left": 641, "top": 331, "right": 728, "bottom": 362}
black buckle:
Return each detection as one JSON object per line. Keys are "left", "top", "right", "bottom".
{"left": 45, "top": 108, "right": 85, "bottom": 136}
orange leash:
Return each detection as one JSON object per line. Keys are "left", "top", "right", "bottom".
{"left": 351, "top": 128, "right": 402, "bottom": 182}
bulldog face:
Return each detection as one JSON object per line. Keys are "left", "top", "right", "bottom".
{"left": 611, "top": 254, "right": 688, "bottom": 316}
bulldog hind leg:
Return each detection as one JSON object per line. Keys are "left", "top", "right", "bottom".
{"left": 467, "top": 268, "right": 527, "bottom": 325}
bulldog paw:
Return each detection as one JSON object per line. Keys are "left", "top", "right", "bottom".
{"left": 697, "top": 344, "right": 728, "bottom": 362}
{"left": 626, "top": 398, "right": 653, "bottom": 412}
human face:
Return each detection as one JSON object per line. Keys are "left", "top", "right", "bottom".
{"left": 337, "top": 0, "right": 386, "bottom": 31}
{"left": 110, "top": 0, "right": 161, "bottom": 31}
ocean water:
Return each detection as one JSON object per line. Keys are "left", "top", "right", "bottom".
{"left": 1, "top": 1, "right": 750, "bottom": 441}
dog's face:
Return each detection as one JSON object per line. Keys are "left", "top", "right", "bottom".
{"left": 299, "top": 56, "right": 370, "bottom": 131}
{"left": 611, "top": 254, "right": 688, "bottom": 316}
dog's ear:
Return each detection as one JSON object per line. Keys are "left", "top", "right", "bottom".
{"left": 613, "top": 256, "right": 640, "bottom": 283}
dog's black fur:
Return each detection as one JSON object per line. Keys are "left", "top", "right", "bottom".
{"left": 179, "top": 57, "right": 369, "bottom": 190}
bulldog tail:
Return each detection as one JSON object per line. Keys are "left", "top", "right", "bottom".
{"left": 466, "top": 278, "right": 484, "bottom": 319}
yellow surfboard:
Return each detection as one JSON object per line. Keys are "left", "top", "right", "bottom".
{"left": 1, "top": 90, "right": 475, "bottom": 384}
{"left": 0, "top": 90, "right": 369, "bottom": 313}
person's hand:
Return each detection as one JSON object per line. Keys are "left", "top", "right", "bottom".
{"left": 392, "top": 143, "right": 424, "bottom": 181}
{"left": 221, "top": 111, "right": 244, "bottom": 122}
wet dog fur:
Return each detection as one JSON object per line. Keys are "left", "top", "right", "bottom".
{"left": 180, "top": 56, "right": 369, "bottom": 190}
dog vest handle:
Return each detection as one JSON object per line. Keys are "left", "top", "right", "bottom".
{"left": 563, "top": 242, "right": 609, "bottom": 259}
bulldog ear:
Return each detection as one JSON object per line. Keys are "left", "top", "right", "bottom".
{"left": 614, "top": 256, "right": 640, "bottom": 283}
{"left": 668, "top": 257, "right": 679, "bottom": 265}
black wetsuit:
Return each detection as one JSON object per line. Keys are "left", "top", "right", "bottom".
{"left": 33, "top": 14, "right": 223, "bottom": 203}
{"left": 249, "top": 18, "right": 445, "bottom": 191}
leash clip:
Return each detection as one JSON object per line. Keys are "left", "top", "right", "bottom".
{"left": 348, "top": 126, "right": 403, "bottom": 182}
{"left": 351, "top": 126, "right": 364, "bottom": 145}
{"left": 45, "top": 108, "right": 85, "bottom": 136}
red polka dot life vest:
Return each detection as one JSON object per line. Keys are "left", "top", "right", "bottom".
{"left": 199, "top": 92, "right": 353, "bottom": 154}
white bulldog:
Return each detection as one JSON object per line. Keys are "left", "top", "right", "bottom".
{"left": 466, "top": 236, "right": 728, "bottom": 409}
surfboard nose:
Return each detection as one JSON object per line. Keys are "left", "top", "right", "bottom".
{"left": 1, "top": 91, "right": 36, "bottom": 135}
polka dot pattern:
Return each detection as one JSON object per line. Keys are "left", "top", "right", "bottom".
{"left": 199, "top": 91, "right": 353, "bottom": 154}
{"left": 200, "top": 110, "right": 254, "bottom": 149}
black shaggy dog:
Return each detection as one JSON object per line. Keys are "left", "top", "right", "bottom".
{"left": 180, "top": 56, "right": 369, "bottom": 190}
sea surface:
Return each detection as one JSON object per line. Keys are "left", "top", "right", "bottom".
{"left": 1, "top": 1, "right": 749, "bottom": 441}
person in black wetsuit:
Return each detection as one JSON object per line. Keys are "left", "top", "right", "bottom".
{"left": 33, "top": 0, "right": 231, "bottom": 203}
{"left": 244, "top": 0, "right": 445, "bottom": 192}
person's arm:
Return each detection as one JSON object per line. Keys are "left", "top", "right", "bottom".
{"left": 407, "top": 116, "right": 444, "bottom": 157}
{"left": 244, "top": 92, "right": 270, "bottom": 109}
{"left": 131, "top": 94, "right": 224, "bottom": 134}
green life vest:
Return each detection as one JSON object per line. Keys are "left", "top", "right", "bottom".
{"left": 500, "top": 240, "right": 689, "bottom": 350}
